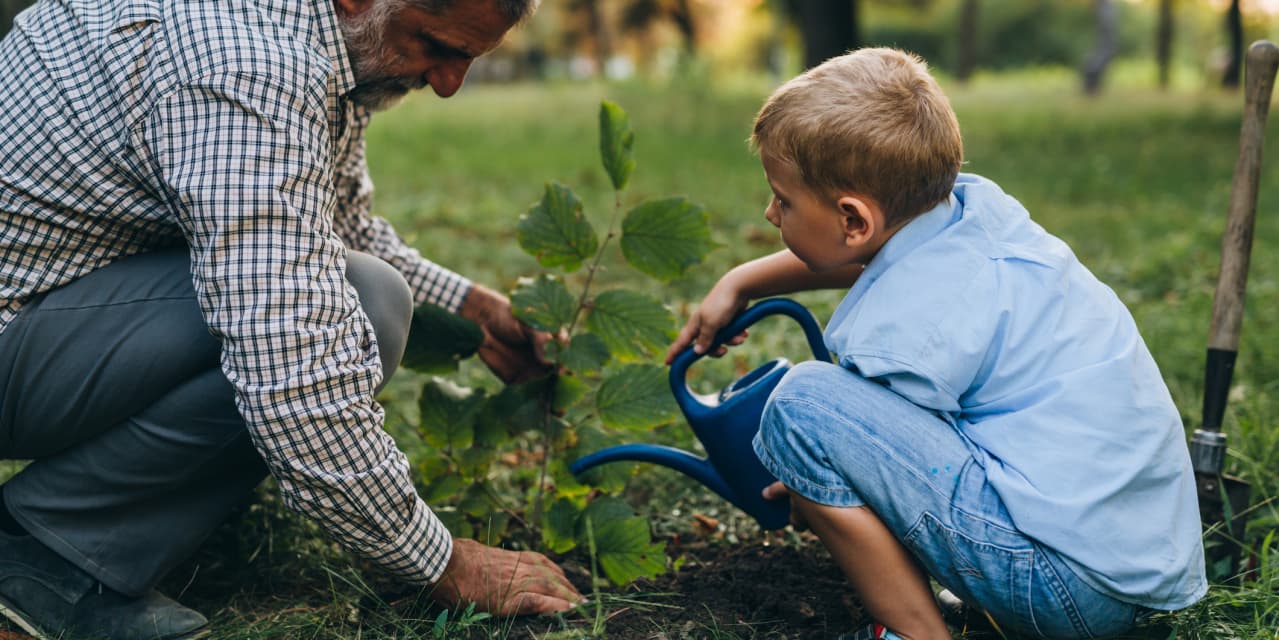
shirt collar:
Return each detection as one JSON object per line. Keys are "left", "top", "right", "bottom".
{"left": 310, "top": 0, "right": 357, "bottom": 97}
{"left": 861, "top": 194, "right": 961, "bottom": 280}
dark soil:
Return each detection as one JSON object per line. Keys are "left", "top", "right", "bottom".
{"left": 353, "top": 530, "right": 866, "bottom": 640}
{"left": 587, "top": 535, "right": 867, "bottom": 639}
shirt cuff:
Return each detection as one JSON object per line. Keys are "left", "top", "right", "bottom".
{"left": 433, "top": 271, "right": 472, "bottom": 314}
{"left": 365, "top": 497, "right": 454, "bottom": 585}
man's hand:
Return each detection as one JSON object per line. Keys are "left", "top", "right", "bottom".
{"left": 762, "top": 481, "right": 809, "bottom": 531}
{"left": 460, "top": 284, "right": 555, "bottom": 384}
{"left": 430, "top": 538, "right": 585, "bottom": 616}
{"left": 664, "top": 277, "right": 750, "bottom": 365}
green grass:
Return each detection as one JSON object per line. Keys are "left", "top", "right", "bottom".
{"left": 76, "top": 68, "right": 1277, "bottom": 639}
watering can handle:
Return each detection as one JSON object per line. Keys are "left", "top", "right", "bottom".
{"left": 669, "top": 298, "right": 832, "bottom": 384}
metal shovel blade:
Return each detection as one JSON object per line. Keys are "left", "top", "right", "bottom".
{"left": 1196, "top": 470, "right": 1252, "bottom": 579}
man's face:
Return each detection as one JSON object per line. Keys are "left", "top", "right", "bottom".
{"left": 337, "top": 0, "right": 515, "bottom": 110}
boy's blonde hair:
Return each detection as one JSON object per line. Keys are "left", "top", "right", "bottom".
{"left": 752, "top": 48, "right": 963, "bottom": 227}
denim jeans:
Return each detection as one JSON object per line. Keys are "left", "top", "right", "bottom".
{"left": 754, "top": 361, "right": 1151, "bottom": 639}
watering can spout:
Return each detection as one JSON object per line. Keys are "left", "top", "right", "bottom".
{"left": 570, "top": 299, "right": 831, "bottom": 532}
{"left": 570, "top": 445, "right": 738, "bottom": 506}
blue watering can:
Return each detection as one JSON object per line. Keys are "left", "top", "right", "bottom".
{"left": 570, "top": 298, "right": 832, "bottom": 530}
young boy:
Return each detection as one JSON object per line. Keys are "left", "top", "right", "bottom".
{"left": 666, "top": 48, "right": 1206, "bottom": 639}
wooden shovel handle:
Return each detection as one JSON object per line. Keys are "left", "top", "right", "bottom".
{"left": 1210, "top": 40, "right": 1279, "bottom": 351}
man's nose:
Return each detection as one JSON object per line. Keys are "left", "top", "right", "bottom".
{"left": 428, "top": 59, "right": 474, "bottom": 98}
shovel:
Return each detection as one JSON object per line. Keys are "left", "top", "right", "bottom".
{"left": 1190, "top": 39, "right": 1279, "bottom": 581}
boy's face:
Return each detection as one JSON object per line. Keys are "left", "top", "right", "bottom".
{"left": 762, "top": 155, "right": 868, "bottom": 273}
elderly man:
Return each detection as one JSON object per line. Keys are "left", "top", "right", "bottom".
{"left": 0, "top": 0, "right": 583, "bottom": 637}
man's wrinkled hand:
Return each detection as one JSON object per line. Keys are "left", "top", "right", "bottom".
{"left": 429, "top": 538, "right": 585, "bottom": 616}
{"left": 460, "top": 284, "right": 557, "bottom": 384}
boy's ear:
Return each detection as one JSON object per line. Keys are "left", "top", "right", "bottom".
{"left": 836, "top": 195, "right": 881, "bottom": 247}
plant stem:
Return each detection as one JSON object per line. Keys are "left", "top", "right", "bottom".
{"left": 535, "top": 189, "right": 622, "bottom": 534}
{"left": 585, "top": 516, "right": 605, "bottom": 636}
{"left": 532, "top": 376, "right": 555, "bottom": 529}
{"left": 566, "top": 190, "right": 622, "bottom": 336}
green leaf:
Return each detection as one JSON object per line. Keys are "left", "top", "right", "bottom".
{"left": 593, "top": 517, "right": 666, "bottom": 585}
{"left": 457, "top": 446, "right": 496, "bottom": 480}
{"left": 416, "top": 454, "right": 451, "bottom": 482}
{"left": 558, "top": 333, "right": 611, "bottom": 374}
{"left": 475, "top": 512, "right": 511, "bottom": 546}
{"left": 435, "top": 509, "right": 473, "bottom": 538}
{"left": 510, "top": 275, "right": 577, "bottom": 333}
{"left": 596, "top": 364, "right": 679, "bottom": 430}
{"left": 517, "top": 182, "right": 599, "bottom": 271}
{"left": 620, "top": 197, "right": 715, "bottom": 282}
{"left": 585, "top": 290, "right": 674, "bottom": 360}
{"left": 552, "top": 374, "right": 591, "bottom": 413}
{"left": 459, "top": 483, "right": 494, "bottom": 518}
{"left": 599, "top": 101, "right": 636, "bottom": 191}
{"left": 569, "top": 426, "right": 633, "bottom": 493}
{"left": 418, "top": 378, "right": 484, "bottom": 450}
{"left": 433, "top": 610, "right": 448, "bottom": 639}
{"left": 542, "top": 498, "right": 581, "bottom": 554}
{"left": 402, "top": 304, "right": 484, "bottom": 373}
{"left": 474, "top": 385, "right": 535, "bottom": 443}
{"left": 574, "top": 496, "right": 637, "bottom": 541}
{"left": 422, "top": 473, "right": 467, "bottom": 504}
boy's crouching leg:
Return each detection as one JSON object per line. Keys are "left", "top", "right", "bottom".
{"left": 754, "top": 362, "right": 951, "bottom": 639}
{"left": 755, "top": 360, "right": 973, "bottom": 534}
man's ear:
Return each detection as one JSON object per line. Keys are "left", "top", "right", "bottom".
{"left": 333, "top": 0, "right": 374, "bottom": 19}
{"left": 836, "top": 195, "right": 881, "bottom": 247}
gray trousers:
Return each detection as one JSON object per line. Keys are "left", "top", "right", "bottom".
{"left": 0, "top": 248, "right": 413, "bottom": 597}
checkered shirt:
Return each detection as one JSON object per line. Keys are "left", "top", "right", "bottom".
{"left": 0, "top": 0, "right": 470, "bottom": 584}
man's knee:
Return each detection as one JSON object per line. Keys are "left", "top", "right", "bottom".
{"left": 344, "top": 252, "right": 413, "bottom": 382}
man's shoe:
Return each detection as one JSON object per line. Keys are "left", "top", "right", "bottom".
{"left": 0, "top": 531, "right": 208, "bottom": 639}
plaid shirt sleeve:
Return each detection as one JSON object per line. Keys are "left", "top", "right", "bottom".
{"left": 136, "top": 70, "right": 453, "bottom": 584}
{"left": 331, "top": 129, "right": 472, "bottom": 313}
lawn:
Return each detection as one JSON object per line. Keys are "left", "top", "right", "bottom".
{"left": 141, "top": 68, "right": 1279, "bottom": 638}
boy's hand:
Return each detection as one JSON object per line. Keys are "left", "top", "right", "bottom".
{"left": 664, "top": 280, "right": 751, "bottom": 364}
{"left": 762, "top": 481, "right": 809, "bottom": 531}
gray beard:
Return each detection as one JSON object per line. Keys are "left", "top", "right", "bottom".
{"left": 338, "top": 0, "right": 422, "bottom": 111}
{"left": 347, "top": 76, "right": 425, "bottom": 111}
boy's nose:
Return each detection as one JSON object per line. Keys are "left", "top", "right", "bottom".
{"left": 764, "top": 205, "right": 780, "bottom": 228}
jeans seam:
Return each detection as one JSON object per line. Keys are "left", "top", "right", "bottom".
{"left": 1039, "top": 550, "right": 1094, "bottom": 638}
{"left": 754, "top": 437, "right": 861, "bottom": 505}
{"left": 769, "top": 394, "right": 956, "bottom": 504}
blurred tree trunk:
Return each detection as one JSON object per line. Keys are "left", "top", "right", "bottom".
{"left": 1156, "top": 0, "right": 1174, "bottom": 89}
{"left": 670, "top": 0, "right": 696, "bottom": 54}
{"left": 1081, "top": 0, "right": 1116, "bottom": 95}
{"left": 622, "top": 0, "right": 697, "bottom": 55}
{"left": 956, "top": 0, "right": 979, "bottom": 83}
{"left": 790, "top": 0, "right": 860, "bottom": 69}
{"left": 585, "top": 0, "right": 612, "bottom": 76}
{"left": 1222, "top": 0, "right": 1242, "bottom": 88}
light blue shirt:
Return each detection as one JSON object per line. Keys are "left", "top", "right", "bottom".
{"left": 824, "top": 174, "right": 1206, "bottom": 608}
